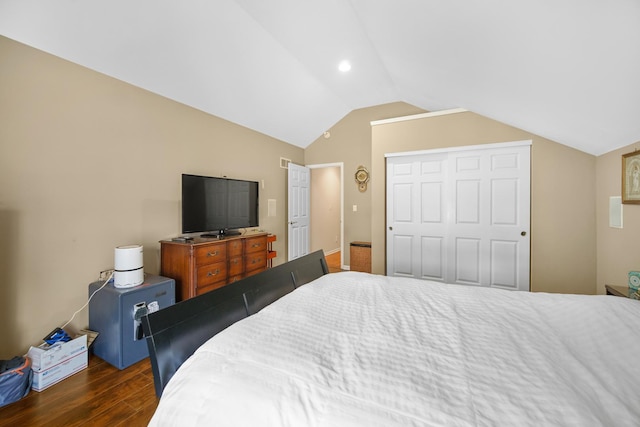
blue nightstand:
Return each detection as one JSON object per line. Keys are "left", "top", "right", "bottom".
{"left": 89, "top": 274, "right": 175, "bottom": 369}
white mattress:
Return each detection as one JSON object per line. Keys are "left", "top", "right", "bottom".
{"left": 150, "top": 272, "right": 640, "bottom": 426}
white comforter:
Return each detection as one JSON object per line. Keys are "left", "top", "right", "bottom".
{"left": 150, "top": 272, "right": 640, "bottom": 426}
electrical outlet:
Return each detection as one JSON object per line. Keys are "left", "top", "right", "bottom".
{"left": 99, "top": 269, "right": 114, "bottom": 281}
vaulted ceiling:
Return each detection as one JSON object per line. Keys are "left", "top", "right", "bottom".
{"left": 1, "top": 0, "right": 639, "bottom": 155}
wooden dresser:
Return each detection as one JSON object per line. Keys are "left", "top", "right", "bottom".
{"left": 160, "top": 232, "right": 269, "bottom": 301}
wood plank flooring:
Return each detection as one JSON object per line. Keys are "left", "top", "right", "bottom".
{"left": 0, "top": 355, "right": 158, "bottom": 427}
{"left": 0, "top": 254, "right": 342, "bottom": 426}
{"left": 325, "top": 250, "right": 342, "bottom": 273}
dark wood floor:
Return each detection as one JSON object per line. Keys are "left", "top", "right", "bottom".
{"left": 0, "top": 253, "right": 342, "bottom": 426}
{"left": 0, "top": 355, "right": 158, "bottom": 427}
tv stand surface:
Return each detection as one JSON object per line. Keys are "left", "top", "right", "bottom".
{"left": 201, "top": 229, "right": 242, "bottom": 238}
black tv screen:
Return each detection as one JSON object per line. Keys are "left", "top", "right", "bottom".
{"left": 182, "top": 174, "right": 259, "bottom": 236}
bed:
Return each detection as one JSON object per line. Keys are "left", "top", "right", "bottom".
{"left": 142, "top": 251, "right": 640, "bottom": 426}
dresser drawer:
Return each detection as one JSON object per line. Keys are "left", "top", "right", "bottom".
{"left": 195, "top": 243, "right": 226, "bottom": 265}
{"left": 227, "top": 239, "right": 243, "bottom": 257}
{"left": 196, "top": 261, "right": 227, "bottom": 288}
{"left": 245, "top": 252, "right": 266, "bottom": 273}
{"left": 228, "top": 255, "right": 244, "bottom": 276}
{"left": 228, "top": 274, "right": 243, "bottom": 284}
{"left": 245, "top": 236, "right": 267, "bottom": 254}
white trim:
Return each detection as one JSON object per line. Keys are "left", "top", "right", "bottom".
{"left": 385, "top": 140, "right": 532, "bottom": 158}
{"left": 371, "top": 108, "right": 467, "bottom": 127}
{"left": 306, "top": 162, "right": 345, "bottom": 270}
{"left": 324, "top": 247, "right": 341, "bottom": 256}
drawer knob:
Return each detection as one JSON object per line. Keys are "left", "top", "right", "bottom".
{"left": 207, "top": 251, "right": 219, "bottom": 257}
{"left": 207, "top": 269, "right": 220, "bottom": 276}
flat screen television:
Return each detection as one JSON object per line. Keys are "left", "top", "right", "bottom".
{"left": 182, "top": 174, "right": 259, "bottom": 237}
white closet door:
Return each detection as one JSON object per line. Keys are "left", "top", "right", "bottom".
{"left": 386, "top": 142, "right": 530, "bottom": 291}
{"left": 386, "top": 153, "right": 449, "bottom": 280}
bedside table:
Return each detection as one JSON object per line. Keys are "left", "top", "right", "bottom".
{"left": 605, "top": 284, "right": 640, "bottom": 300}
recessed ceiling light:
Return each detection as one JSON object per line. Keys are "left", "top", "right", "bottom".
{"left": 338, "top": 60, "right": 351, "bottom": 73}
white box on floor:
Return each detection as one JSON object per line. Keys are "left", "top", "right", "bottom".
{"left": 27, "top": 334, "right": 88, "bottom": 392}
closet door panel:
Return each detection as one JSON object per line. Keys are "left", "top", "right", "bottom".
{"left": 491, "top": 179, "right": 518, "bottom": 225}
{"left": 456, "top": 180, "right": 481, "bottom": 224}
{"left": 454, "top": 237, "right": 481, "bottom": 285}
{"left": 491, "top": 240, "right": 518, "bottom": 289}
{"left": 421, "top": 236, "right": 444, "bottom": 280}
{"left": 390, "top": 234, "right": 414, "bottom": 277}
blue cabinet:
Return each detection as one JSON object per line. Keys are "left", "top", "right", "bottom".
{"left": 89, "top": 274, "right": 175, "bottom": 369}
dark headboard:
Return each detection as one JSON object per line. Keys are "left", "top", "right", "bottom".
{"left": 141, "top": 250, "right": 329, "bottom": 397}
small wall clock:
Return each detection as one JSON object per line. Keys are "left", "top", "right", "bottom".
{"left": 355, "top": 166, "right": 370, "bottom": 192}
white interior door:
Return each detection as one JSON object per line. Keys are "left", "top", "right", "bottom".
{"left": 288, "top": 163, "right": 310, "bottom": 261}
{"left": 386, "top": 141, "right": 530, "bottom": 291}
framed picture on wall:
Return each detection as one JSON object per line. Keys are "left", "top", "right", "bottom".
{"left": 622, "top": 150, "right": 640, "bottom": 204}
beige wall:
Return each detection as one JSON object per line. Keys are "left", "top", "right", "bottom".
{"left": 304, "top": 102, "right": 425, "bottom": 266}
{"left": 0, "top": 36, "right": 303, "bottom": 358}
{"left": 310, "top": 167, "right": 341, "bottom": 254}
{"left": 2, "top": 33, "right": 631, "bottom": 358}
{"left": 596, "top": 143, "right": 640, "bottom": 293}
{"left": 371, "top": 111, "right": 597, "bottom": 294}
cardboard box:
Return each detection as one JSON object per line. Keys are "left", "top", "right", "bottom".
{"left": 27, "top": 334, "right": 88, "bottom": 392}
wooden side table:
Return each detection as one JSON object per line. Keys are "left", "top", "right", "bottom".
{"left": 605, "top": 284, "right": 640, "bottom": 300}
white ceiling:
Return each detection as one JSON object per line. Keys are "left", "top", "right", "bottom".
{"left": 1, "top": 0, "right": 639, "bottom": 155}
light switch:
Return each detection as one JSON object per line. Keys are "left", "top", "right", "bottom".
{"left": 609, "top": 196, "right": 622, "bottom": 228}
{"left": 353, "top": 205, "right": 357, "bottom": 212}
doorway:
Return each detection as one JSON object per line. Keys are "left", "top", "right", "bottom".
{"left": 309, "top": 163, "right": 344, "bottom": 270}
